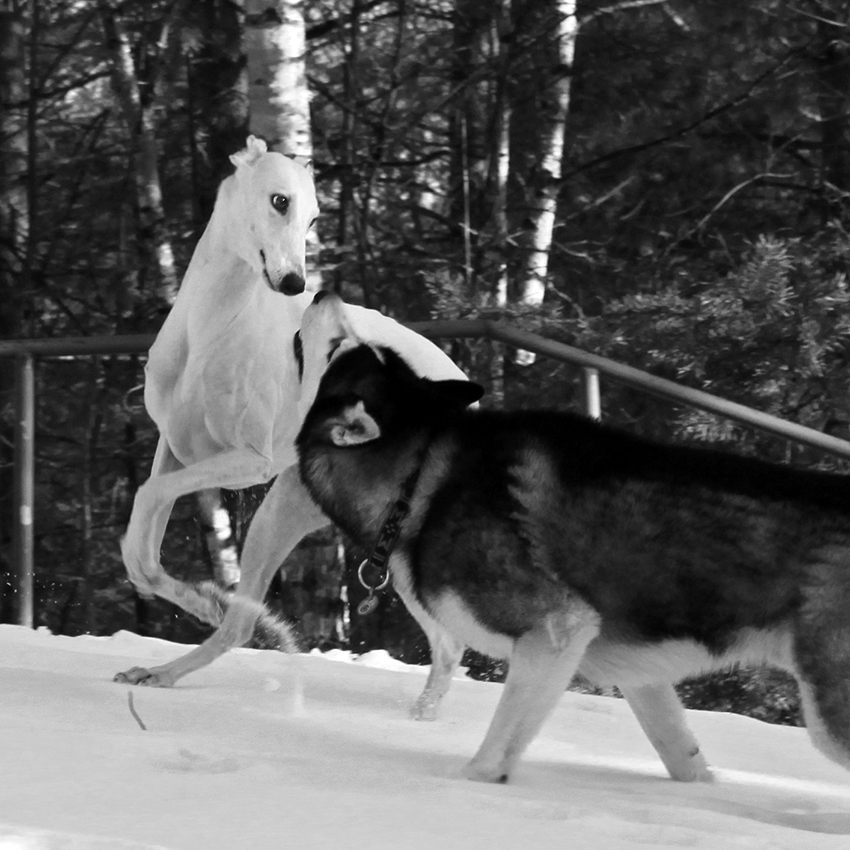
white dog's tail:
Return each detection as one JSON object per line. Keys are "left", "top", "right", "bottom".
{"left": 194, "top": 581, "right": 300, "bottom": 654}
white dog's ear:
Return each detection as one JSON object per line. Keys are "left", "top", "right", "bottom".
{"left": 329, "top": 401, "right": 381, "bottom": 446}
{"left": 313, "top": 292, "right": 363, "bottom": 358}
{"left": 230, "top": 135, "right": 268, "bottom": 168}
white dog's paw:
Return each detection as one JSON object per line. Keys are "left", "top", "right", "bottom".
{"left": 461, "top": 758, "right": 510, "bottom": 784}
{"left": 114, "top": 666, "right": 175, "bottom": 688}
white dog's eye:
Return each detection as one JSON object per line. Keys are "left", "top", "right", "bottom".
{"left": 270, "top": 194, "right": 289, "bottom": 213}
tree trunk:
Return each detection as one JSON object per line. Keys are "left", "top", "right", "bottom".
{"left": 244, "top": 0, "right": 312, "bottom": 155}
{"left": 510, "top": 0, "right": 577, "bottom": 364}
{"left": 99, "top": 0, "right": 180, "bottom": 306}
{"left": 334, "top": 0, "right": 361, "bottom": 294}
{"left": 814, "top": 7, "right": 850, "bottom": 224}
{"left": 244, "top": 0, "right": 321, "bottom": 291}
{"left": 0, "top": 2, "right": 28, "bottom": 337}
{"left": 188, "top": 0, "right": 250, "bottom": 228}
{"left": 450, "top": 0, "right": 505, "bottom": 293}
{"left": 0, "top": 2, "right": 28, "bottom": 623}
{"left": 242, "top": 0, "right": 342, "bottom": 646}
{"left": 196, "top": 488, "right": 240, "bottom": 588}
{"left": 515, "top": 0, "right": 576, "bottom": 302}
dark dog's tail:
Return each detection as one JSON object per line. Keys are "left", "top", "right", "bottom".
{"left": 194, "top": 581, "right": 301, "bottom": 654}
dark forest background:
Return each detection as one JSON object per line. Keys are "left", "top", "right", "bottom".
{"left": 1, "top": 0, "right": 848, "bottom": 725}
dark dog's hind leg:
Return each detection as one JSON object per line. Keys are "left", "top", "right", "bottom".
{"left": 794, "top": 562, "right": 850, "bottom": 771}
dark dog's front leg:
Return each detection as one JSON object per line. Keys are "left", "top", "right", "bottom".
{"left": 619, "top": 682, "right": 712, "bottom": 782}
{"left": 462, "top": 608, "right": 600, "bottom": 783}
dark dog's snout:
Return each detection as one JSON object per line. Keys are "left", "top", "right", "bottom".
{"left": 278, "top": 272, "right": 306, "bottom": 296}
{"left": 312, "top": 289, "right": 331, "bottom": 304}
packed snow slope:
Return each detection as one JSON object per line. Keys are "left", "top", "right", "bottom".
{"left": 1, "top": 625, "right": 849, "bottom": 849}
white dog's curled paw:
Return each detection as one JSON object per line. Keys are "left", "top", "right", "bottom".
{"left": 114, "top": 666, "right": 175, "bottom": 688}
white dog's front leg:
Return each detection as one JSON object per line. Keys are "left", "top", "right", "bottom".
{"left": 620, "top": 682, "right": 712, "bottom": 782}
{"left": 463, "top": 607, "right": 600, "bottom": 783}
{"left": 121, "top": 436, "right": 183, "bottom": 598}
{"left": 116, "top": 465, "right": 328, "bottom": 687}
{"left": 121, "top": 445, "right": 278, "bottom": 621}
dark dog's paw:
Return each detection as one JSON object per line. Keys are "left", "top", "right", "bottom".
{"left": 411, "top": 696, "right": 440, "bottom": 721}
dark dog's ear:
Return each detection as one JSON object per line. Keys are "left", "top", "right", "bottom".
{"left": 423, "top": 379, "right": 484, "bottom": 410}
{"left": 328, "top": 401, "right": 381, "bottom": 446}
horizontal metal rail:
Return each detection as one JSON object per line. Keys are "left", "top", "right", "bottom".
{"left": 4, "top": 320, "right": 850, "bottom": 459}
{"left": 0, "top": 335, "right": 153, "bottom": 358}
{"left": 408, "top": 319, "right": 850, "bottom": 462}
{"left": 4, "top": 320, "right": 850, "bottom": 629}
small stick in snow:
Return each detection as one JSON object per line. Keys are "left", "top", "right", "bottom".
{"left": 127, "top": 691, "right": 147, "bottom": 731}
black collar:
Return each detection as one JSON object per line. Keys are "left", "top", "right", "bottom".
{"left": 356, "top": 458, "right": 426, "bottom": 616}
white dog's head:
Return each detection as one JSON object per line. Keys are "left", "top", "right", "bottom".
{"left": 227, "top": 136, "right": 319, "bottom": 296}
{"left": 295, "top": 291, "right": 477, "bottom": 422}
{"left": 296, "top": 291, "right": 364, "bottom": 419}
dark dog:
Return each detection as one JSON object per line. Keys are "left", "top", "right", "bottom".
{"left": 296, "top": 319, "right": 850, "bottom": 785}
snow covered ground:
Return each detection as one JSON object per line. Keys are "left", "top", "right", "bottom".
{"left": 1, "top": 625, "right": 849, "bottom": 849}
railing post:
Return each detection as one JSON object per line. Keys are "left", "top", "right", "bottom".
{"left": 581, "top": 366, "right": 601, "bottom": 420}
{"left": 12, "top": 353, "right": 35, "bottom": 627}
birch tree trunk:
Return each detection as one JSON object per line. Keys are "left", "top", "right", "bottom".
{"left": 196, "top": 488, "right": 240, "bottom": 589}
{"left": 486, "top": 0, "right": 512, "bottom": 403}
{"left": 244, "top": 0, "right": 320, "bottom": 291}
{"left": 511, "top": 0, "right": 577, "bottom": 364}
{"left": 242, "top": 0, "right": 340, "bottom": 647}
{"left": 99, "top": 0, "right": 180, "bottom": 306}
{"left": 244, "top": 0, "right": 312, "bottom": 155}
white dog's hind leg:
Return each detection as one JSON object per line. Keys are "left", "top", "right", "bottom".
{"left": 115, "top": 465, "right": 328, "bottom": 687}
{"left": 463, "top": 607, "right": 600, "bottom": 783}
{"left": 121, "top": 437, "right": 182, "bottom": 599}
{"left": 619, "top": 682, "right": 712, "bottom": 781}
{"left": 120, "top": 445, "right": 281, "bottom": 628}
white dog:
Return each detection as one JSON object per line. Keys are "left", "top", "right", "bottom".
{"left": 116, "top": 137, "right": 465, "bottom": 719}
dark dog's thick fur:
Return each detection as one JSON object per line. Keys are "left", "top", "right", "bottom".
{"left": 297, "top": 342, "right": 850, "bottom": 784}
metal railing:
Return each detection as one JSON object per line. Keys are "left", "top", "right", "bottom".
{"left": 4, "top": 320, "right": 850, "bottom": 628}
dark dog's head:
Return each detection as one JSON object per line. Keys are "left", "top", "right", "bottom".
{"left": 297, "top": 344, "right": 484, "bottom": 451}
